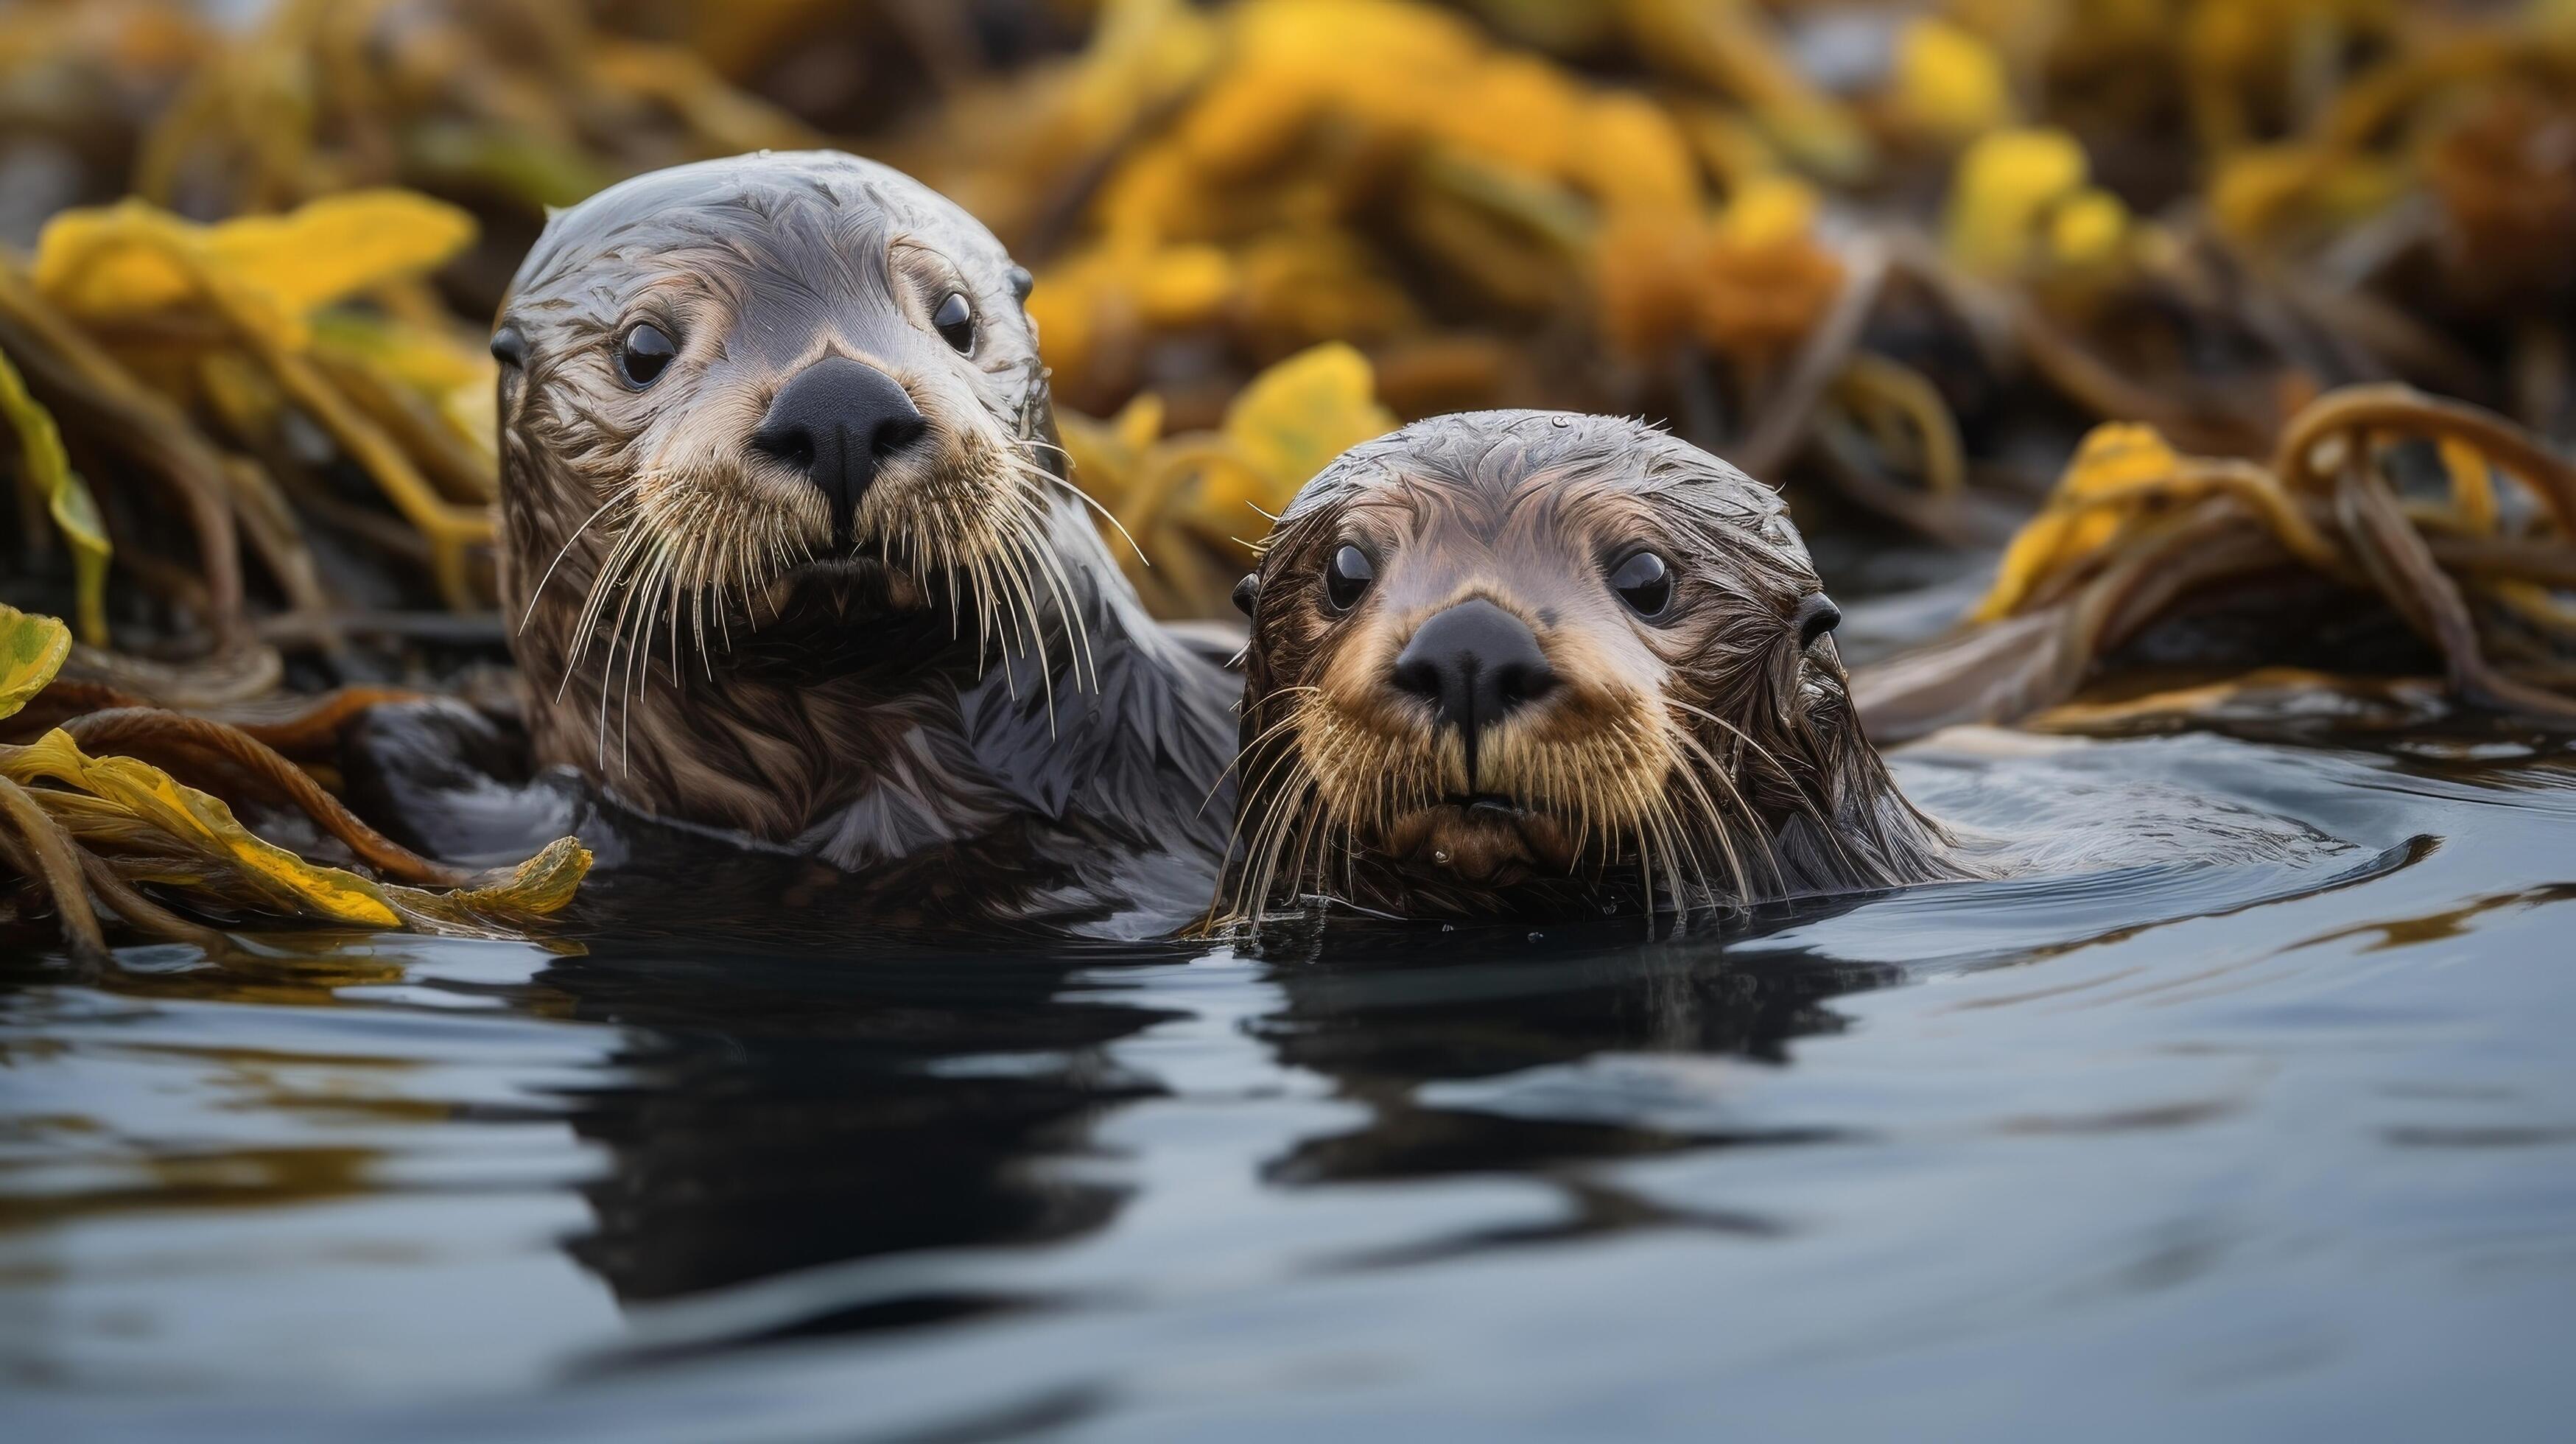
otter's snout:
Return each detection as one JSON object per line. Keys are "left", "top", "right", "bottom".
{"left": 1392, "top": 598, "right": 1556, "bottom": 781}
{"left": 751, "top": 356, "right": 928, "bottom": 533}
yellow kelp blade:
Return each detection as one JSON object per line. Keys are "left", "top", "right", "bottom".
{"left": 31, "top": 194, "right": 499, "bottom": 609}
{"left": 0, "top": 354, "right": 111, "bottom": 645}
{"left": 1974, "top": 422, "right": 2183, "bottom": 620}
{"left": 310, "top": 309, "right": 501, "bottom": 466}
{"left": 1059, "top": 392, "right": 1167, "bottom": 522}
{"left": 7, "top": 728, "right": 401, "bottom": 926}
{"left": 32, "top": 190, "right": 477, "bottom": 344}
{"left": 1, "top": 728, "right": 589, "bottom": 933}
{"left": 0, "top": 606, "right": 72, "bottom": 720}
{"left": 1942, "top": 127, "right": 2128, "bottom": 276}
{"left": 1891, "top": 18, "right": 2016, "bottom": 145}
{"left": 387, "top": 838, "right": 594, "bottom": 933}
{"left": 1217, "top": 342, "right": 1398, "bottom": 508}
{"left": 1064, "top": 346, "right": 1397, "bottom": 615}
{"left": 204, "top": 190, "right": 478, "bottom": 315}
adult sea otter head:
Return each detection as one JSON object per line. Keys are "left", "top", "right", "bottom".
{"left": 490, "top": 150, "right": 1126, "bottom": 837}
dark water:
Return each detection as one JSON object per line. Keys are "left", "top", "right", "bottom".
{"left": 6, "top": 723, "right": 2576, "bottom": 1440}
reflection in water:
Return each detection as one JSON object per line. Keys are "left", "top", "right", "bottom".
{"left": 536, "top": 936, "right": 1183, "bottom": 1325}
{"left": 4, "top": 729, "right": 2576, "bottom": 1437}
{"left": 1254, "top": 915, "right": 1898, "bottom": 1188}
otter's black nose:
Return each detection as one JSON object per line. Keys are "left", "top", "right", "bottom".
{"left": 751, "top": 356, "right": 927, "bottom": 533}
{"left": 1392, "top": 599, "right": 1556, "bottom": 777}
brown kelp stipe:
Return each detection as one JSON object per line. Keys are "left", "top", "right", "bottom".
{"left": 1857, "top": 385, "right": 2576, "bottom": 742}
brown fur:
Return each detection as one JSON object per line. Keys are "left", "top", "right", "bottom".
{"left": 1221, "top": 411, "right": 1961, "bottom": 929}
{"left": 489, "top": 153, "right": 1235, "bottom": 932}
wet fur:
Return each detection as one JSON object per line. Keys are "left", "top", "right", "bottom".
{"left": 1221, "top": 411, "right": 1961, "bottom": 929}
{"left": 492, "top": 153, "right": 1235, "bottom": 933}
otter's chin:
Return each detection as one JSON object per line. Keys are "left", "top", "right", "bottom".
{"left": 1380, "top": 797, "right": 1573, "bottom": 887}
{"left": 760, "top": 554, "right": 930, "bottom": 614}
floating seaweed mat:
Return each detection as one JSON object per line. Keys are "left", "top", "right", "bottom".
{"left": 0, "top": 606, "right": 590, "bottom": 969}
{"left": 1854, "top": 384, "right": 2576, "bottom": 743}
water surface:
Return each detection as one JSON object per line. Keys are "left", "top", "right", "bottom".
{"left": 5, "top": 723, "right": 2575, "bottom": 1440}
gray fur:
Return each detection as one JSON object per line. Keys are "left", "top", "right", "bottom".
{"left": 492, "top": 151, "right": 1235, "bottom": 935}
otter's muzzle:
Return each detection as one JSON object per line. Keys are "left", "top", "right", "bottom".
{"left": 751, "top": 356, "right": 928, "bottom": 537}
{"left": 1391, "top": 598, "right": 1556, "bottom": 785}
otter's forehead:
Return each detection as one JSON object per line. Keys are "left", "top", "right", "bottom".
{"left": 513, "top": 151, "right": 1007, "bottom": 296}
{"left": 503, "top": 151, "right": 1014, "bottom": 365}
{"left": 1282, "top": 410, "right": 1802, "bottom": 559}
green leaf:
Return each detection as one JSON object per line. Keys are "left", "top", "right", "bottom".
{"left": 0, "top": 604, "right": 71, "bottom": 721}
{"left": 0, "top": 347, "right": 110, "bottom": 645}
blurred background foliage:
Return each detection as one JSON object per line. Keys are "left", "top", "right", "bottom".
{"left": 4, "top": 0, "right": 2572, "bottom": 648}
{"left": 2, "top": 0, "right": 2576, "bottom": 940}
{"left": 0, "top": 0, "right": 2566, "bottom": 637}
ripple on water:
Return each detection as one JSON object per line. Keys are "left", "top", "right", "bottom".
{"left": 3, "top": 729, "right": 2575, "bottom": 1439}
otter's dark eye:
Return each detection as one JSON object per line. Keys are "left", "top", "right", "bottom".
{"left": 1609, "top": 550, "right": 1673, "bottom": 619}
{"left": 1324, "top": 544, "right": 1373, "bottom": 612}
{"left": 617, "top": 322, "right": 676, "bottom": 388}
{"left": 1794, "top": 592, "right": 1842, "bottom": 650}
{"left": 933, "top": 291, "right": 975, "bottom": 353}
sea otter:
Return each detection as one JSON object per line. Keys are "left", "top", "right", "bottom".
{"left": 465, "top": 150, "right": 1236, "bottom": 935}
{"left": 1217, "top": 410, "right": 1962, "bottom": 930}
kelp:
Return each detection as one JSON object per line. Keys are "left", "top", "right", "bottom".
{"left": 10, "top": 0, "right": 2572, "bottom": 634}
{"left": 0, "top": 605, "right": 589, "bottom": 966}
{"left": 1854, "top": 384, "right": 2576, "bottom": 742}
{"left": 1060, "top": 341, "right": 1397, "bottom": 615}
{"left": 891, "top": 0, "right": 2574, "bottom": 605}
{"left": 130, "top": 0, "right": 818, "bottom": 222}
{"left": 4, "top": 0, "right": 2576, "bottom": 919}
{"left": 0, "top": 222, "right": 496, "bottom": 700}
{"left": 969, "top": 0, "right": 1867, "bottom": 426}
{"left": 0, "top": 344, "right": 108, "bottom": 645}
{"left": 19, "top": 189, "right": 498, "bottom": 616}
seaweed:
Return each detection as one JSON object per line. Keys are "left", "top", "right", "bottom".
{"left": 0, "top": 605, "right": 587, "bottom": 964}
{"left": 3, "top": 0, "right": 2575, "bottom": 947}
{"left": 1059, "top": 341, "right": 1397, "bottom": 615}
{"left": 1856, "top": 383, "right": 2576, "bottom": 740}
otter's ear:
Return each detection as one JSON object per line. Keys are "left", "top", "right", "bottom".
{"left": 1231, "top": 572, "right": 1260, "bottom": 619}
{"left": 1794, "top": 592, "right": 1841, "bottom": 650}
{"left": 490, "top": 324, "right": 527, "bottom": 367}
{"left": 1007, "top": 265, "right": 1035, "bottom": 303}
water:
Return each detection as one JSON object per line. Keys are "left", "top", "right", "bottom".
{"left": 5, "top": 722, "right": 2576, "bottom": 1440}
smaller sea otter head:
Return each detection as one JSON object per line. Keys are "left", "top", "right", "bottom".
{"left": 494, "top": 151, "right": 1084, "bottom": 706}
{"left": 1222, "top": 411, "right": 1950, "bottom": 926}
